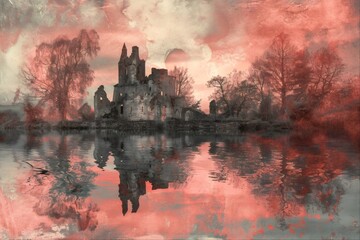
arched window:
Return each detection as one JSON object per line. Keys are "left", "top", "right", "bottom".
{"left": 120, "top": 104, "right": 124, "bottom": 114}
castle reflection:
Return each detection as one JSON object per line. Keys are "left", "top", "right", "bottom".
{"left": 92, "top": 130, "right": 359, "bottom": 221}
{"left": 94, "top": 131, "right": 192, "bottom": 215}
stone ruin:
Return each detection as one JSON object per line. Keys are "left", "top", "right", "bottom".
{"left": 210, "top": 100, "right": 217, "bottom": 116}
{"left": 94, "top": 44, "right": 185, "bottom": 121}
{"left": 94, "top": 85, "right": 111, "bottom": 119}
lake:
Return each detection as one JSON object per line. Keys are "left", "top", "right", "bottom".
{"left": 0, "top": 130, "right": 359, "bottom": 239}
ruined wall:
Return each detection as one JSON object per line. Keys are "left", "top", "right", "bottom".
{"left": 137, "top": 60, "right": 146, "bottom": 83}
{"left": 119, "top": 95, "right": 157, "bottom": 121}
{"left": 171, "top": 97, "right": 185, "bottom": 119}
{"left": 0, "top": 104, "right": 24, "bottom": 121}
{"left": 96, "top": 44, "right": 185, "bottom": 121}
{"left": 112, "top": 81, "right": 183, "bottom": 121}
{"left": 149, "top": 68, "right": 176, "bottom": 97}
{"left": 118, "top": 94, "right": 180, "bottom": 121}
{"left": 113, "top": 85, "right": 120, "bottom": 103}
{"left": 94, "top": 86, "right": 111, "bottom": 119}
{"left": 115, "top": 84, "right": 155, "bottom": 120}
{"left": 160, "top": 77, "right": 176, "bottom": 97}
{"left": 105, "top": 82, "right": 183, "bottom": 121}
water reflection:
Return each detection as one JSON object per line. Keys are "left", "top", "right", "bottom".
{"left": 0, "top": 130, "right": 359, "bottom": 239}
{"left": 23, "top": 133, "right": 99, "bottom": 233}
{"left": 94, "top": 131, "right": 191, "bottom": 215}
{"left": 207, "top": 133, "right": 358, "bottom": 232}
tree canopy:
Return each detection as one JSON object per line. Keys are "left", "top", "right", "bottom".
{"left": 207, "top": 32, "right": 345, "bottom": 121}
{"left": 259, "top": 33, "right": 301, "bottom": 113}
{"left": 22, "top": 29, "right": 100, "bottom": 121}
{"left": 207, "top": 70, "right": 257, "bottom": 118}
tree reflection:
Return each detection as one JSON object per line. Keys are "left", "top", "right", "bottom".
{"left": 24, "top": 133, "right": 43, "bottom": 155}
{"left": 94, "top": 131, "right": 191, "bottom": 215}
{"left": 207, "top": 132, "right": 356, "bottom": 230}
{"left": 0, "top": 130, "right": 20, "bottom": 145}
{"left": 24, "top": 133, "right": 99, "bottom": 231}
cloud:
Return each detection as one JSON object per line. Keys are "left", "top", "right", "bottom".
{"left": 0, "top": 0, "right": 359, "bottom": 111}
{"left": 0, "top": 33, "right": 31, "bottom": 103}
{"left": 123, "top": 0, "right": 215, "bottom": 67}
{"left": 0, "top": 0, "right": 123, "bottom": 104}
{"left": 0, "top": 0, "right": 56, "bottom": 30}
{"left": 205, "top": 0, "right": 360, "bottom": 71}
{"left": 122, "top": 0, "right": 228, "bottom": 109}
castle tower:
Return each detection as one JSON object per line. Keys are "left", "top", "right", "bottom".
{"left": 130, "top": 46, "right": 140, "bottom": 61}
{"left": 118, "top": 43, "right": 127, "bottom": 85}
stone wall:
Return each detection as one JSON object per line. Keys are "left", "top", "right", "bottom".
{"left": 58, "top": 120, "right": 161, "bottom": 133}
{"left": 94, "top": 86, "right": 111, "bottom": 119}
{"left": 165, "top": 119, "right": 292, "bottom": 135}
{"left": 57, "top": 118, "right": 291, "bottom": 134}
{"left": 95, "top": 44, "right": 185, "bottom": 122}
{"left": 149, "top": 68, "right": 176, "bottom": 96}
{"left": 0, "top": 104, "right": 24, "bottom": 121}
{"left": 116, "top": 94, "right": 180, "bottom": 121}
{"left": 96, "top": 120, "right": 161, "bottom": 133}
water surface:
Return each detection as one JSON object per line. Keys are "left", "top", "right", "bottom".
{"left": 0, "top": 131, "right": 359, "bottom": 239}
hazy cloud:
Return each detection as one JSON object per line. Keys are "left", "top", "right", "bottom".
{"left": 0, "top": 0, "right": 358, "bottom": 109}
{"left": 123, "top": 0, "right": 215, "bottom": 67}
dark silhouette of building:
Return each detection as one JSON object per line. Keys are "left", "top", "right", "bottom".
{"left": 94, "top": 44, "right": 185, "bottom": 121}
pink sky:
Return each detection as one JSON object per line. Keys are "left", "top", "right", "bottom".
{"left": 0, "top": 0, "right": 359, "bottom": 112}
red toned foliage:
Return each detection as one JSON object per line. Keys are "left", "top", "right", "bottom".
{"left": 22, "top": 29, "right": 100, "bottom": 121}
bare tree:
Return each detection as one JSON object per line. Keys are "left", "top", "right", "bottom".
{"left": 232, "top": 80, "right": 258, "bottom": 117}
{"left": 289, "top": 47, "right": 344, "bottom": 120}
{"left": 307, "top": 47, "right": 344, "bottom": 104}
{"left": 248, "top": 58, "right": 271, "bottom": 102}
{"left": 207, "top": 75, "right": 232, "bottom": 115}
{"left": 291, "top": 49, "right": 312, "bottom": 100}
{"left": 169, "top": 66, "right": 196, "bottom": 107}
{"left": 207, "top": 70, "right": 257, "bottom": 118}
{"left": 22, "top": 29, "right": 100, "bottom": 121}
{"left": 24, "top": 97, "right": 43, "bottom": 126}
{"left": 261, "top": 33, "right": 299, "bottom": 113}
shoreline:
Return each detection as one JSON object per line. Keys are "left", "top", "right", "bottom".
{"left": 0, "top": 119, "right": 292, "bottom": 134}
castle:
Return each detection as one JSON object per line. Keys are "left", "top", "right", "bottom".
{"left": 94, "top": 44, "right": 185, "bottom": 121}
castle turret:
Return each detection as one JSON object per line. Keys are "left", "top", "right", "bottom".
{"left": 121, "top": 43, "right": 127, "bottom": 59}
{"left": 127, "top": 46, "right": 145, "bottom": 84}
{"left": 130, "top": 46, "right": 140, "bottom": 61}
{"left": 118, "top": 43, "right": 127, "bottom": 85}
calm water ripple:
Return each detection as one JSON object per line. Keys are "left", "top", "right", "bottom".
{"left": 0, "top": 130, "right": 359, "bottom": 239}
